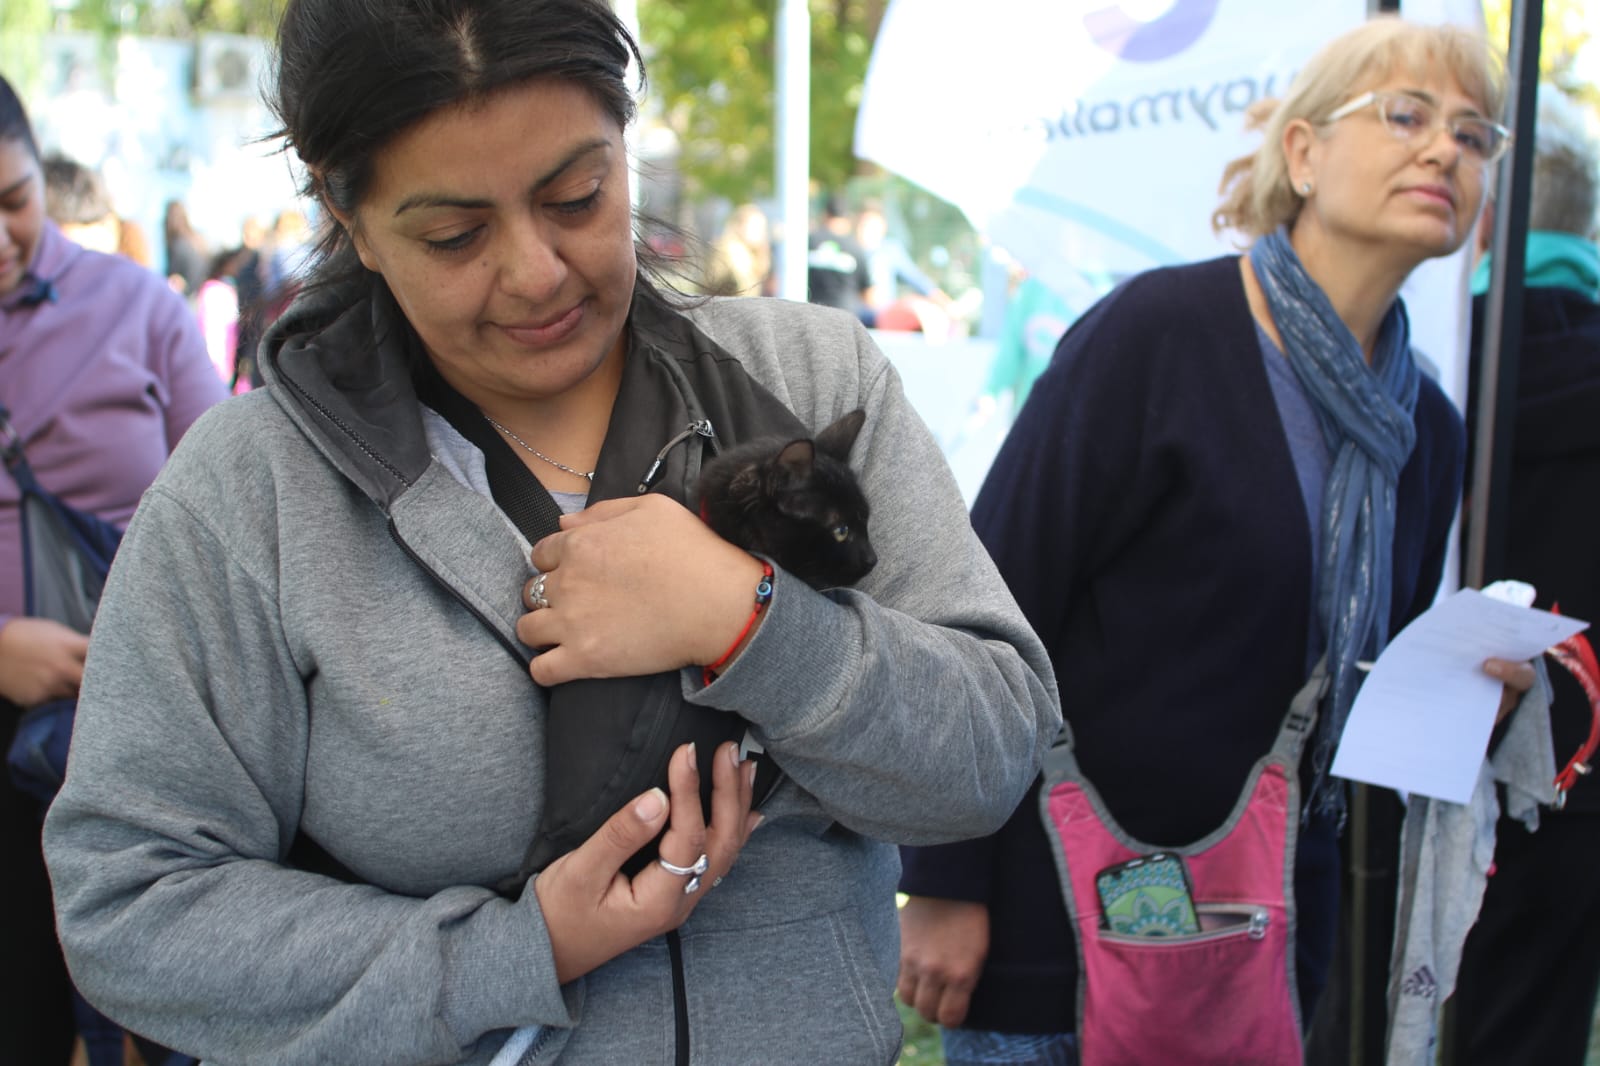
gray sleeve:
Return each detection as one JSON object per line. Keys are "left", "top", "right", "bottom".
{"left": 688, "top": 319, "right": 1062, "bottom": 844}
{"left": 42, "top": 489, "right": 569, "bottom": 1065}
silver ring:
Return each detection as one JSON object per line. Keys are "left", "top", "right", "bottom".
{"left": 657, "top": 852, "right": 709, "bottom": 878}
{"left": 683, "top": 875, "right": 703, "bottom": 895}
{"left": 525, "top": 573, "right": 550, "bottom": 611}
{"left": 712, "top": 876, "right": 724, "bottom": 888}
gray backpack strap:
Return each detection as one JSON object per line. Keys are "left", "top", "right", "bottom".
{"left": 1272, "top": 655, "right": 1329, "bottom": 769}
{"left": 1045, "top": 658, "right": 1328, "bottom": 791}
{"left": 1040, "top": 720, "right": 1082, "bottom": 786}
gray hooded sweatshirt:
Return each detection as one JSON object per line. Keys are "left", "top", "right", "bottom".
{"left": 43, "top": 279, "right": 1060, "bottom": 1065}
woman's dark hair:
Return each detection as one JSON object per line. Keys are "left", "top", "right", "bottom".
{"left": 269, "top": 0, "right": 646, "bottom": 293}
{"left": 0, "top": 73, "right": 40, "bottom": 160}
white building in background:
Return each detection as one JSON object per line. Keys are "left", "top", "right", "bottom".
{"left": 28, "top": 31, "right": 306, "bottom": 263}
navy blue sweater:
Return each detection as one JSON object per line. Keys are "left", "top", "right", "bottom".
{"left": 900, "top": 255, "right": 1466, "bottom": 1034}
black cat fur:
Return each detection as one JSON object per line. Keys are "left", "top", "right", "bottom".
{"left": 695, "top": 408, "right": 876, "bottom": 589}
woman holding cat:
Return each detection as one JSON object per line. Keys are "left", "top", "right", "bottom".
{"left": 898, "top": 17, "right": 1536, "bottom": 1065}
{"left": 40, "top": 1, "right": 1061, "bottom": 1064}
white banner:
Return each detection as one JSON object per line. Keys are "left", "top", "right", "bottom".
{"left": 856, "top": 0, "right": 1490, "bottom": 511}
{"left": 856, "top": 0, "right": 1367, "bottom": 290}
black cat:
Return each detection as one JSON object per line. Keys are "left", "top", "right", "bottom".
{"left": 695, "top": 408, "right": 877, "bottom": 589}
{"left": 508, "top": 408, "right": 878, "bottom": 886}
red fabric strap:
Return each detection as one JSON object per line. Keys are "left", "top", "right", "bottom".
{"left": 1547, "top": 618, "right": 1600, "bottom": 804}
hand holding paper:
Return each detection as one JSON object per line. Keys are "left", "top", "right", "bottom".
{"left": 1329, "top": 589, "right": 1589, "bottom": 804}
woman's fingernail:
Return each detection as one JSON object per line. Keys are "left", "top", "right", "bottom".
{"left": 744, "top": 760, "right": 758, "bottom": 788}
{"left": 635, "top": 788, "right": 667, "bottom": 822}
{"left": 683, "top": 742, "right": 697, "bottom": 771}
{"left": 748, "top": 813, "right": 765, "bottom": 833}
{"left": 729, "top": 742, "right": 743, "bottom": 770}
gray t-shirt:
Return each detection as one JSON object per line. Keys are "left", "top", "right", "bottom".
{"left": 420, "top": 404, "right": 591, "bottom": 550}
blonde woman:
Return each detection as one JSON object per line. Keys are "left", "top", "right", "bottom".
{"left": 898, "top": 17, "right": 1534, "bottom": 1065}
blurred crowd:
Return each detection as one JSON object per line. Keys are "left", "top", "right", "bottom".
{"left": 694, "top": 191, "right": 981, "bottom": 341}
{"left": 38, "top": 152, "right": 312, "bottom": 393}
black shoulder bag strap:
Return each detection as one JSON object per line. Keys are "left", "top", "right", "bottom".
{"left": 0, "top": 402, "right": 30, "bottom": 484}
{"left": 412, "top": 364, "right": 567, "bottom": 544}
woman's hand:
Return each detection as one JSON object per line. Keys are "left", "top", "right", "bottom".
{"left": 0, "top": 617, "right": 90, "bottom": 707}
{"left": 1485, "top": 657, "right": 1537, "bottom": 724}
{"left": 897, "top": 895, "right": 991, "bottom": 1027}
{"left": 533, "top": 740, "right": 759, "bottom": 984}
{"left": 518, "top": 495, "right": 768, "bottom": 687}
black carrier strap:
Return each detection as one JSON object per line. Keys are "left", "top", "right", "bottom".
{"left": 412, "top": 364, "right": 567, "bottom": 543}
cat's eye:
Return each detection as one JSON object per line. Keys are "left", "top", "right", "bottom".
{"left": 831, "top": 524, "right": 850, "bottom": 543}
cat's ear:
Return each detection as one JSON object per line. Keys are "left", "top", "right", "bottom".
{"left": 815, "top": 408, "right": 866, "bottom": 461}
{"left": 775, "top": 439, "right": 816, "bottom": 484}
{"left": 728, "top": 467, "right": 763, "bottom": 497}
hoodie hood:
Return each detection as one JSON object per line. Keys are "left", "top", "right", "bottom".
{"left": 259, "top": 276, "right": 434, "bottom": 509}
{"left": 257, "top": 273, "right": 812, "bottom": 515}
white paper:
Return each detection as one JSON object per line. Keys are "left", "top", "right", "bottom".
{"left": 1330, "top": 589, "right": 1589, "bottom": 804}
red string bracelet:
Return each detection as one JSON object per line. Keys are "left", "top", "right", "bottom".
{"left": 703, "top": 562, "right": 775, "bottom": 687}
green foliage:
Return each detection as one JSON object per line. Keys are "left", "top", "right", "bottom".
{"left": 897, "top": 996, "right": 946, "bottom": 1065}
{"left": 1, "top": 0, "right": 282, "bottom": 103}
{"left": 1482, "top": 0, "right": 1598, "bottom": 113}
{"left": 0, "top": 0, "right": 52, "bottom": 90}
{"left": 22, "top": 0, "right": 286, "bottom": 39}
{"left": 639, "top": 0, "right": 886, "bottom": 204}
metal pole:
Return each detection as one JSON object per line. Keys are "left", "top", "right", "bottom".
{"left": 1463, "top": 0, "right": 1542, "bottom": 591}
{"left": 1441, "top": 1, "right": 1543, "bottom": 1062}
{"left": 775, "top": 0, "right": 811, "bottom": 303}
{"left": 1348, "top": 784, "right": 1370, "bottom": 1066}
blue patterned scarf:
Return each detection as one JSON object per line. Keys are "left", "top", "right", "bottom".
{"left": 1248, "top": 226, "right": 1420, "bottom": 818}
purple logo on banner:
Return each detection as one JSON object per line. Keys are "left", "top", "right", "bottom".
{"left": 1083, "top": 0, "right": 1222, "bottom": 62}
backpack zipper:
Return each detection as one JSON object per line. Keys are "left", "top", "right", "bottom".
{"left": 1098, "top": 904, "right": 1271, "bottom": 946}
{"left": 637, "top": 419, "right": 717, "bottom": 494}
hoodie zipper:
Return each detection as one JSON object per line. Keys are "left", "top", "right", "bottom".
{"left": 668, "top": 929, "right": 690, "bottom": 1065}
{"left": 386, "top": 520, "right": 531, "bottom": 669}
{"left": 637, "top": 419, "right": 717, "bottom": 494}
{"left": 280, "top": 367, "right": 416, "bottom": 489}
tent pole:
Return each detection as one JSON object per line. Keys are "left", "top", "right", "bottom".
{"left": 775, "top": 0, "right": 811, "bottom": 302}
{"left": 1442, "top": 0, "right": 1543, "bottom": 1061}
{"left": 1463, "top": 0, "right": 1541, "bottom": 592}
{"left": 1344, "top": 3, "right": 1544, "bottom": 1064}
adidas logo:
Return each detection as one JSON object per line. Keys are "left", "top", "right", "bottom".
{"left": 1400, "top": 965, "right": 1438, "bottom": 999}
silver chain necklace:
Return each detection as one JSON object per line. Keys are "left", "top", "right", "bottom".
{"left": 482, "top": 415, "right": 595, "bottom": 483}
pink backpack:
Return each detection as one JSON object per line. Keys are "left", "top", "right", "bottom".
{"left": 1038, "top": 664, "right": 1326, "bottom": 1065}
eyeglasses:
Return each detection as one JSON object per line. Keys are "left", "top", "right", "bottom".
{"left": 1324, "top": 90, "right": 1512, "bottom": 164}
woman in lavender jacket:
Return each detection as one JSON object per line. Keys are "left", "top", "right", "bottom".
{"left": 0, "top": 74, "right": 226, "bottom": 1065}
